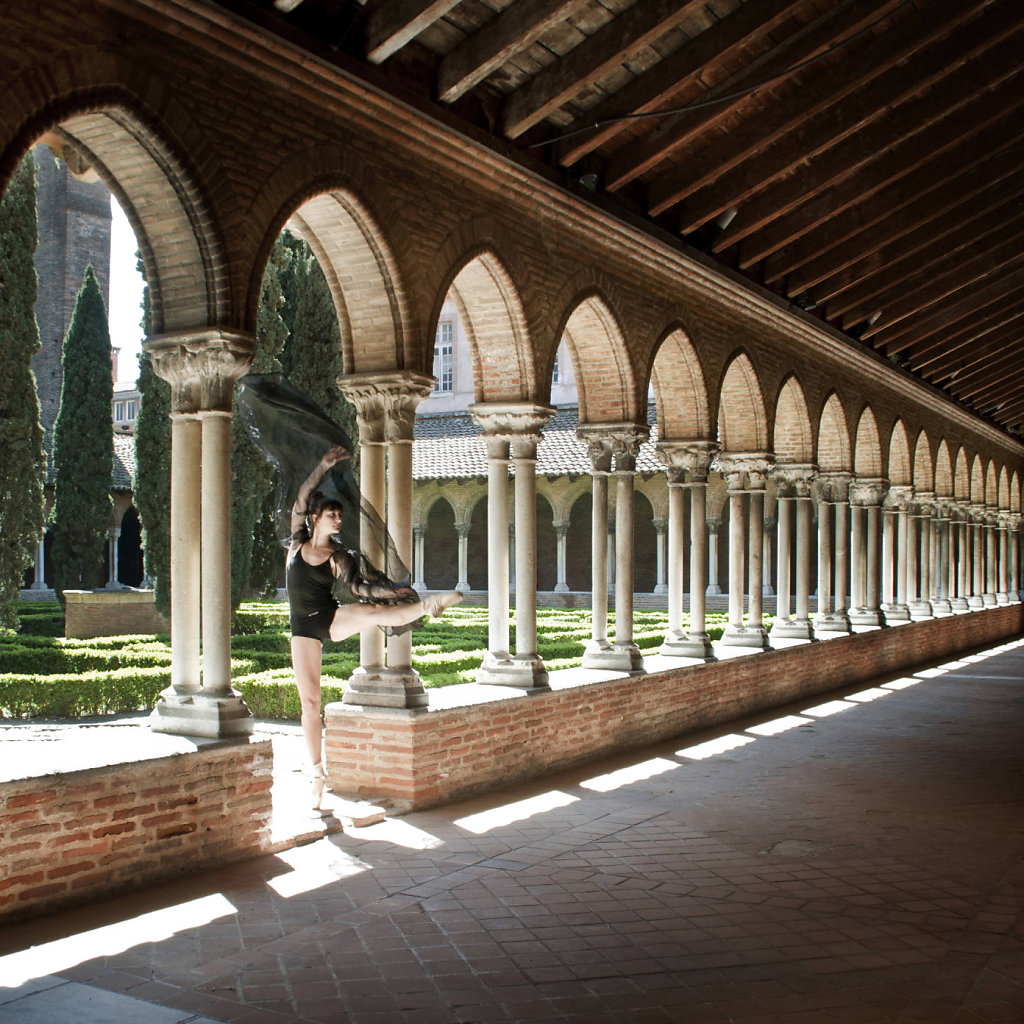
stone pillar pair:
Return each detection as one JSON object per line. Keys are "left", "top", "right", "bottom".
{"left": 578, "top": 424, "right": 649, "bottom": 673}
{"left": 882, "top": 485, "right": 912, "bottom": 623}
{"left": 470, "top": 402, "right": 556, "bottom": 688}
{"left": 656, "top": 440, "right": 717, "bottom": 661}
{"left": 717, "top": 454, "right": 773, "bottom": 650}
{"left": 813, "top": 472, "right": 851, "bottom": 635}
{"left": 770, "top": 464, "right": 815, "bottom": 641}
{"left": 848, "top": 478, "right": 888, "bottom": 629}
{"left": 148, "top": 330, "right": 255, "bottom": 739}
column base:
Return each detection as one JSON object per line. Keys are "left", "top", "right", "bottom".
{"left": 719, "top": 624, "right": 771, "bottom": 649}
{"left": 659, "top": 631, "right": 716, "bottom": 661}
{"left": 476, "top": 651, "right": 551, "bottom": 689}
{"left": 996, "top": 592, "right": 1010, "bottom": 605}
{"left": 813, "top": 613, "right": 851, "bottom": 635}
{"left": 848, "top": 608, "right": 885, "bottom": 629}
{"left": 949, "top": 597, "right": 970, "bottom": 613}
{"left": 653, "top": 584, "right": 668, "bottom": 595}
{"left": 931, "top": 599, "right": 954, "bottom": 616}
{"left": 455, "top": 581, "right": 470, "bottom": 593}
{"left": 982, "top": 594, "right": 997, "bottom": 606}
{"left": 705, "top": 584, "right": 722, "bottom": 596}
{"left": 413, "top": 580, "right": 427, "bottom": 592}
{"left": 150, "top": 691, "right": 254, "bottom": 739}
{"left": 581, "top": 639, "right": 645, "bottom": 674}
{"left": 967, "top": 595, "right": 984, "bottom": 609}
{"left": 553, "top": 582, "right": 570, "bottom": 593}
{"left": 908, "top": 601, "right": 933, "bottom": 620}
{"left": 770, "top": 618, "right": 815, "bottom": 641}
{"left": 342, "top": 665, "right": 429, "bottom": 709}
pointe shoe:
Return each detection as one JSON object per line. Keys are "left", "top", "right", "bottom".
{"left": 308, "top": 764, "right": 327, "bottom": 811}
{"left": 423, "top": 590, "right": 464, "bottom": 618}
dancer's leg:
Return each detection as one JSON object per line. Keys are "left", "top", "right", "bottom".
{"left": 328, "top": 592, "right": 461, "bottom": 643}
{"left": 290, "top": 636, "right": 325, "bottom": 766}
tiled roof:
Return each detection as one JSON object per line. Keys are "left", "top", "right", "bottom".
{"left": 413, "top": 405, "right": 662, "bottom": 481}
{"left": 113, "top": 433, "right": 134, "bottom": 490}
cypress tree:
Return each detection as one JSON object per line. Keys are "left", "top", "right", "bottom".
{"left": 0, "top": 154, "right": 46, "bottom": 632}
{"left": 50, "top": 265, "right": 114, "bottom": 602}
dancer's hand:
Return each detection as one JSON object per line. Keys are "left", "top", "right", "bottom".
{"left": 321, "top": 445, "right": 350, "bottom": 467}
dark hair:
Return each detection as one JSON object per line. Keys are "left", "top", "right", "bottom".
{"left": 307, "top": 491, "right": 344, "bottom": 518}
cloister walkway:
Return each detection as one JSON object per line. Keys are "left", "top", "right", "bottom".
{"left": 1, "top": 637, "right": 1022, "bottom": 1024}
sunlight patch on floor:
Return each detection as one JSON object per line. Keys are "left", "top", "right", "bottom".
{"left": 746, "top": 715, "right": 813, "bottom": 737}
{"left": 677, "top": 734, "right": 756, "bottom": 760}
{"left": 580, "top": 757, "right": 680, "bottom": 792}
{"left": 454, "top": 790, "right": 579, "bottom": 835}
{"left": 268, "top": 841, "right": 370, "bottom": 898}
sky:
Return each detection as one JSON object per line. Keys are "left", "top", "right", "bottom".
{"left": 108, "top": 196, "right": 146, "bottom": 387}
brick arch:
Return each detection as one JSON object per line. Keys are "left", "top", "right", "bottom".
{"left": 649, "top": 326, "right": 710, "bottom": 439}
{"left": 1011, "top": 471, "right": 1020, "bottom": 512}
{"left": 854, "top": 407, "right": 883, "bottom": 477}
{"left": 934, "top": 440, "right": 953, "bottom": 498}
{"left": 889, "top": 421, "right": 912, "bottom": 486}
{"left": 817, "top": 392, "right": 851, "bottom": 472}
{"left": 913, "top": 431, "right": 934, "bottom": 492}
{"left": 561, "top": 291, "right": 637, "bottom": 424}
{"left": 718, "top": 351, "right": 767, "bottom": 452}
{"left": 986, "top": 461, "right": 999, "bottom": 507}
{"left": 953, "top": 447, "right": 970, "bottom": 500}
{"left": 773, "top": 375, "right": 813, "bottom": 463}
{"left": 443, "top": 249, "right": 536, "bottom": 402}
{"left": 970, "top": 455, "right": 985, "bottom": 504}
{"left": 1, "top": 61, "right": 233, "bottom": 334}
{"left": 283, "top": 188, "right": 411, "bottom": 373}
{"left": 998, "top": 466, "right": 1011, "bottom": 510}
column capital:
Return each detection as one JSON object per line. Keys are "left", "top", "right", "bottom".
{"left": 849, "top": 477, "right": 889, "bottom": 507}
{"left": 886, "top": 484, "right": 915, "bottom": 509}
{"left": 717, "top": 452, "right": 774, "bottom": 490}
{"left": 913, "top": 491, "right": 937, "bottom": 516}
{"left": 146, "top": 329, "right": 255, "bottom": 414}
{"left": 655, "top": 439, "right": 719, "bottom": 484}
{"left": 338, "top": 370, "right": 434, "bottom": 443}
{"left": 772, "top": 462, "right": 817, "bottom": 498}
{"left": 815, "top": 470, "right": 852, "bottom": 503}
{"left": 455, "top": 522, "right": 473, "bottom": 539}
{"left": 577, "top": 422, "right": 649, "bottom": 473}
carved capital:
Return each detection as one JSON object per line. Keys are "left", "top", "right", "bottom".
{"left": 577, "top": 422, "right": 649, "bottom": 474}
{"left": 338, "top": 370, "right": 434, "bottom": 443}
{"left": 656, "top": 439, "right": 719, "bottom": 484}
{"left": 146, "top": 329, "right": 255, "bottom": 414}
{"left": 815, "top": 471, "right": 852, "bottom": 504}
{"left": 717, "top": 452, "right": 774, "bottom": 491}
{"left": 849, "top": 477, "right": 889, "bottom": 507}
{"left": 886, "top": 484, "right": 914, "bottom": 509}
{"left": 771, "top": 462, "right": 817, "bottom": 498}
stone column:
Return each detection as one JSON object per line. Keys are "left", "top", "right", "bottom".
{"left": 470, "top": 403, "right": 555, "bottom": 686}
{"left": 412, "top": 525, "right": 426, "bottom": 592}
{"left": 950, "top": 503, "right": 970, "bottom": 612}
{"left": 718, "top": 454, "right": 772, "bottom": 650}
{"left": 553, "top": 522, "right": 570, "bottom": 593}
{"left": 653, "top": 518, "right": 668, "bottom": 595}
{"left": 762, "top": 516, "right": 775, "bottom": 597}
{"left": 706, "top": 519, "right": 722, "bottom": 595}
{"left": 578, "top": 424, "right": 648, "bottom": 673}
{"left": 454, "top": 522, "right": 471, "bottom": 592}
{"left": 104, "top": 527, "right": 121, "bottom": 589}
{"left": 983, "top": 511, "right": 998, "bottom": 606}
{"left": 849, "top": 478, "right": 888, "bottom": 629}
{"left": 30, "top": 532, "right": 47, "bottom": 589}
{"left": 147, "top": 329, "right": 255, "bottom": 738}
{"left": 884, "top": 486, "right": 913, "bottom": 623}
{"left": 969, "top": 506, "right": 985, "bottom": 608}
{"left": 657, "top": 440, "right": 717, "bottom": 660}
{"left": 1008, "top": 515, "right": 1021, "bottom": 603}
{"left": 583, "top": 437, "right": 611, "bottom": 661}
{"left": 997, "top": 515, "right": 1010, "bottom": 604}
{"left": 814, "top": 473, "right": 851, "bottom": 634}
{"left": 931, "top": 501, "right": 953, "bottom": 615}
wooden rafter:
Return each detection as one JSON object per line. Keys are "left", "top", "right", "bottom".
{"left": 365, "top": 0, "right": 462, "bottom": 64}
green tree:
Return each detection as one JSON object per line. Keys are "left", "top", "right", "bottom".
{"left": 0, "top": 154, "right": 46, "bottom": 632}
{"left": 131, "top": 261, "right": 172, "bottom": 615}
{"left": 50, "top": 265, "right": 114, "bottom": 603}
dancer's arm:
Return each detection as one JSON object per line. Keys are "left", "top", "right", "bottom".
{"left": 289, "top": 445, "right": 350, "bottom": 543}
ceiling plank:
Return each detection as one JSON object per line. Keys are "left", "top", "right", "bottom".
{"left": 602, "top": 0, "right": 897, "bottom": 192}
{"left": 731, "top": 73, "right": 1024, "bottom": 268}
{"left": 708, "top": 19, "right": 1024, "bottom": 250}
{"left": 554, "top": 0, "right": 806, "bottom": 167}
{"left": 915, "top": 306, "right": 1024, "bottom": 376}
{"left": 646, "top": 0, "right": 946, "bottom": 217}
{"left": 365, "top": 0, "right": 462, "bottom": 65}
{"left": 438, "top": 0, "right": 588, "bottom": 104}
{"left": 769, "top": 134, "right": 1024, "bottom": 292}
{"left": 501, "top": 0, "right": 707, "bottom": 139}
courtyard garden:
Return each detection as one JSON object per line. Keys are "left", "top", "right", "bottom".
{"left": 0, "top": 601, "right": 746, "bottom": 720}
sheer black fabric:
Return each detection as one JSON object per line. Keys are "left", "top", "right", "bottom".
{"left": 237, "top": 374, "right": 420, "bottom": 630}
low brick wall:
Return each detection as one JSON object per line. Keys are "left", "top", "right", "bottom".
{"left": 325, "top": 605, "right": 1023, "bottom": 811}
{"left": 0, "top": 740, "right": 273, "bottom": 923}
{"left": 64, "top": 589, "right": 169, "bottom": 638}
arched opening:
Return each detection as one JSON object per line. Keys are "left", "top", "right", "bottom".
{"left": 468, "top": 495, "right": 489, "bottom": 592}
{"left": 913, "top": 431, "right": 934, "bottom": 493}
{"left": 117, "top": 507, "right": 144, "bottom": 587}
{"left": 854, "top": 407, "right": 882, "bottom": 478}
{"left": 818, "top": 393, "right": 851, "bottom": 472}
{"left": 774, "top": 376, "right": 813, "bottom": 464}
{"left": 650, "top": 328, "right": 710, "bottom": 439}
{"left": 935, "top": 441, "right": 953, "bottom": 499}
{"left": 566, "top": 491, "right": 593, "bottom": 593}
{"left": 536, "top": 493, "right": 556, "bottom": 593}
{"left": 423, "top": 498, "right": 458, "bottom": 591}
{"left": 718, "top": 352, "right": 767, "bottom": 452}
{"left": 889, "top": 421, "right": 912, "bottom": 486}
{"left": 633, "top": 490, "right": 657, "bottom": 594}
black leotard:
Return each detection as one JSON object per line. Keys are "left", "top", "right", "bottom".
{"left": 286, "top": 551, "right": 336, "bottom": 642}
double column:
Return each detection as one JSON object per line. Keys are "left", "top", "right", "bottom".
{"left": 147, "top": 329, "right": 255, "bottom": 739}
{"left": 578, "top": 424, "right": 649, "bottom": 673}
{"left": 948, "top": 502, "right": 970, "bottom": 612}
{"left": 471, "top": 402, "right": 556, "bottom": 688}
{"left": 848, "top": 478, "right": 888, "bottom": 629}
{"left": 882, "top": 485, "right": 913, "bottom": 623}
{"left": 813, "top": 472, "right": 851, "bottom": 635}
{"left": 717, "top": 453, "right": 772, "bottom": 650}
{"left": 656, "top": 440, "right": 718, "bottom": 661}
{"left": 770, "top": 464, "right": 816, "bottom": 641}
{"left": 341, "top": 372, "right": 435, "bottom": 709}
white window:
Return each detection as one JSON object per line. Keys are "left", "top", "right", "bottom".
{"left": 114, "top": 401, "right": 124, "bottom": 420}
{"left": 552, "top": 351, "right": 560, "bottom": 385}
{"left": 125, "top": 399, "right": 137, "bottom": 420}
{"left": 433, "top": 321, "right": 453, "bottom": 393}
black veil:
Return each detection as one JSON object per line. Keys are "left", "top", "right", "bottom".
{"left": 236, "top": 373, "right": 413, "bottom": 600}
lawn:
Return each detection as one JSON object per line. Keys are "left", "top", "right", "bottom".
{"left": 1, "top": 601, "right": 744, "bottom": 720}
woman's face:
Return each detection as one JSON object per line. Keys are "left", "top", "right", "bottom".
{"left": 312, "top": 506, "right": 342, "bottom": 536}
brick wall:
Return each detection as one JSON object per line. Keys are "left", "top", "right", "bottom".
{"left": 0, "top": 740, "right": 272, "bottom": 923}
{"left": 64, "top": 589, "right": 169, "bottom": 638}
{"left": 325, "top": 605, "right": 1023, "bottom": 811}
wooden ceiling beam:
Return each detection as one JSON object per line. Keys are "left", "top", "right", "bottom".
{"left": 765, "top": 134, "right": 1023, "bottom": 290}
{"left": 501, "top": 0, "right": 707, "bottom": 140}
{"left": 553, "top": 0, "right": 806, "bottom": 167}
{"left": 438, "top": 0, "right": 588, "bottom": 104}
{"left": 732, "top": 73, "right": 1024, "bottom": 268}
{"left": 710, "top": 18, "right": 1024, "bottom": 251}
{"left": 913, "top": 304, "right": 1024, "bottom": 376}
{"left": 938, "top": 350, "right": 1024, "bottom": 407}
{"left": 646, "top": 0, "right": 944, "bottom": 217}
{"left": 602, "top": 0, "right": 896, "bottom": 192}
{"left": 963, "top": 374, "right": 1024, "bottom": 410}
{"left": 365, "top": 0, "right": 462, "bottom": 64}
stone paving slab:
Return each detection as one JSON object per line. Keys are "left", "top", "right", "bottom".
{"left": 0, "top": 639, "right": 1021, "bottom": 1022}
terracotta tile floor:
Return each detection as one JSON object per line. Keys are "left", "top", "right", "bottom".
{"left": 1, "top": 637, "right": 1022, "bottom": 1023}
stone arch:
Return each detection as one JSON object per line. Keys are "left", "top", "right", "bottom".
{"left": 817, "top": 392, "right": 851, "bottom": 472}
{"left": 773, "top": 375, "right": 814, "bottom": 463}
{"left": 853, "top": 406, "right": 883, "bottom": 477}
{"left": 913, "top": 431, "right": 934, "bottom": 492}
{"left": 441, "top": 249, "right": 536, "bottom": 402}
{"left": 986, "top": 461, "right": 998, "bottom": 507}
{"left": 998, "top": 466, "right": 1011, "bottom": 511}
{"left": 560, "top": 292, "right": 638, "bottom": 423}
{"left": 953, "top": 447, "right": 970, "bottom": 500}
{"left": 718, "top": 351, "right": 768, "bottom": 451}
{"left": 649, "top": 326, "right": 711, "bottom": 439}
{"left": 889, "top": 421, "right": 912, "bottom": 486}
{"left": 970, "top": 455, "right": 986, "bottom": 504}
{"left": 1011, "top": 471, "right": 1021, "bottom": 513}
{"left": 4, "top": 76, "right": 231, "bottom": 335}
{"left": 934, "top": 441, "right": 953, "bottom": 498}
